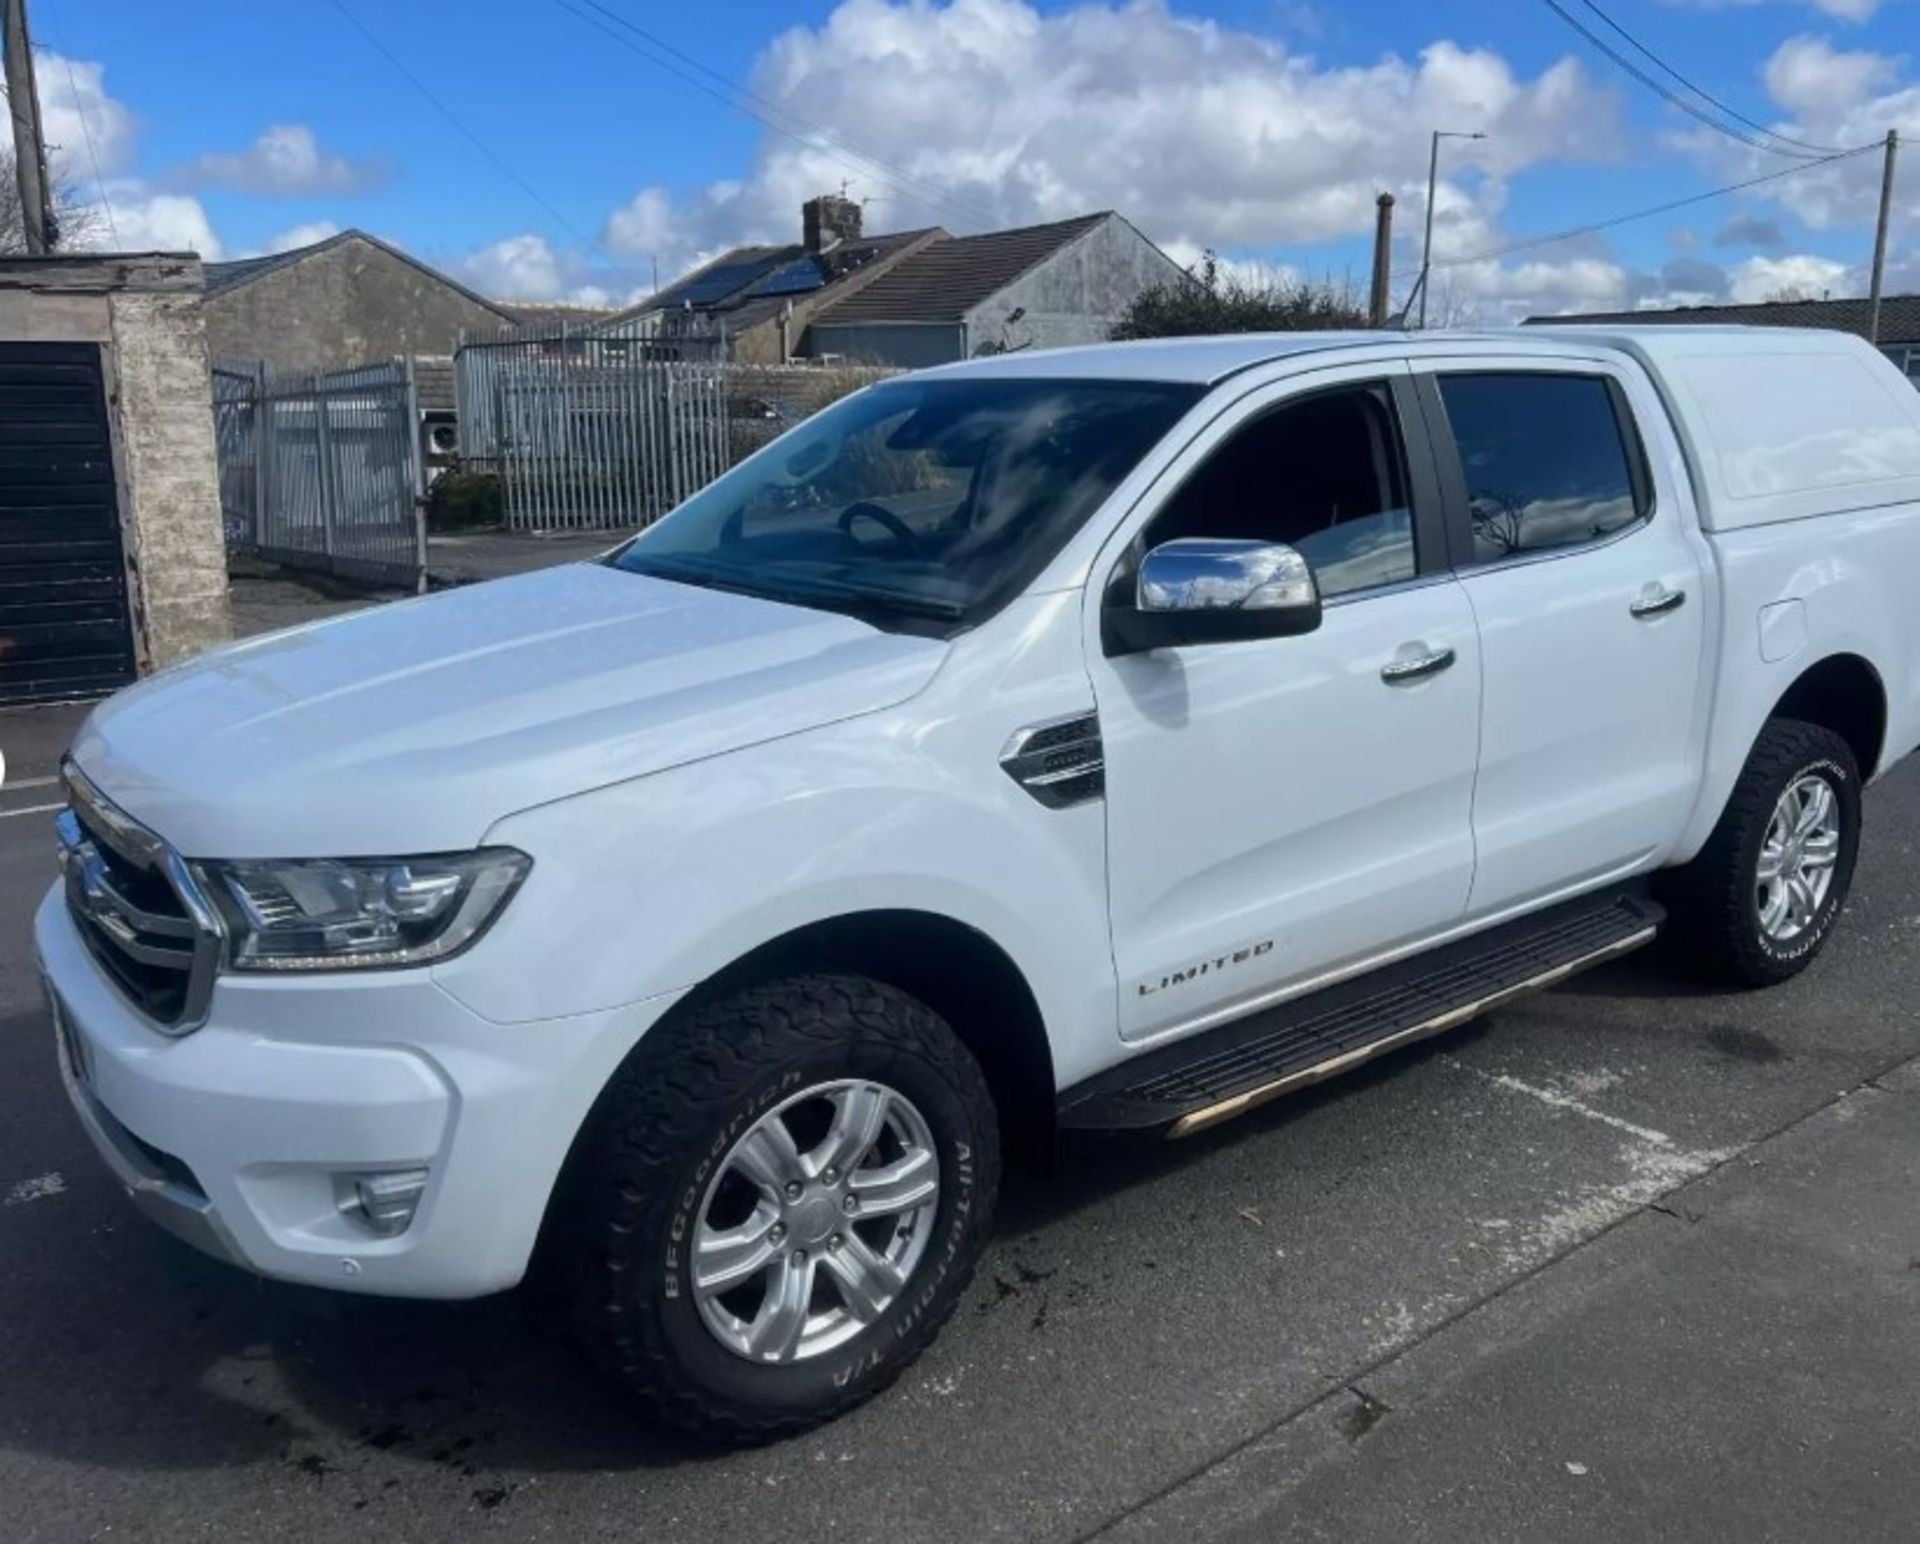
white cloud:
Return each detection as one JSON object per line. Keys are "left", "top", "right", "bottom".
{"left": 181, "top": 124, "right": 385, "bottom": 196}
{"left": 1660, "top": 0, "right": 1883, "bottom": 19}
{"left": 598, "top": 0, "right": 1619, "bottom": 290}
{"left": 33, "top": 51, "right": 137, "bottom": 175}
{"left": 87, "top": 182, "right": 223, "bottom": 258}
{"left": 1672, "top": 35, "right": 1917, "bottom": 238}
{"left": 603, "top": 186, "right": 677, "bottom": 259}
{"left": 23, "top": 54, "right": 219, "bottom": 258}
{"left": 1727, "top": 250, "right": 1851, "bottom": 300}
{"left": 453, "top": 232, "right": 618, "bottom": 305}
{"left": 1763, "top": 34, "right": 1902, "bottom": 115}
{"left": 264, "top": 220, "right": 342, "bottom": 254}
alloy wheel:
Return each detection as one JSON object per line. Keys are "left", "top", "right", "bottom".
{"left": 691, "top": 1079, "right": 941, "bottom": 1363}
{"left": 1756, "top": 772, "right": 1842, "bottom": 945}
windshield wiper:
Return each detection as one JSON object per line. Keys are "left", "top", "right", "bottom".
{"left": 618, "top": 555, "right": 965, "bottom": 623}
{"left": 756, "top": 571, "right": 966, "bottom": 622}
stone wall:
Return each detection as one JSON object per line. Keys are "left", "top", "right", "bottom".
{"left": 204, "top": 235, "right": 513, "bottom": 376}
{"left": 0, "top": 253, "right": 231, "bottom": 672}
{"left": 109, "top": 286, "right": 231, "bottom": 667}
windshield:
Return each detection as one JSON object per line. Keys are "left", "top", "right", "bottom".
{"left": 609, "top": 377, "right": 1200, "bottom": 632}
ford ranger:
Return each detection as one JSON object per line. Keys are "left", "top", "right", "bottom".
{"left": 35, "top": 325, "right": 1920, "bottom": 1441}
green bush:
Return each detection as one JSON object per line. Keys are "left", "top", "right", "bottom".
{"left": 1112, "top": 252, "right": 1369, "bottom": 339}
{"left": 426, "top": 464, "right": 504, "bottom": 530}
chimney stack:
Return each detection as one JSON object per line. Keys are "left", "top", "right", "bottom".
{"left": 803, "top": 193, "right": 863, "bottom": 254}
{"left": 1368, "top": 192, "right": 1395, "bottom": 328}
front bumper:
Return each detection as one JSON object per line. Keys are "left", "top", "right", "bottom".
{"left": 34, "top": 885, "right": 681, "bottom": 1299}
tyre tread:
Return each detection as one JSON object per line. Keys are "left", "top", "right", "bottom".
{"left": 560, "top": 973, "right": 998, "bottom": 1444}
{"left": 1663, "top": 717, "right": 1860, "bottom": 987}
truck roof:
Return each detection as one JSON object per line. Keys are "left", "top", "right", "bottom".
{"left": 907, "top": 323, "right": 1881, "bottom": 387}
{"left": 908, "top": 332, "right": 1383, "bottom": 384}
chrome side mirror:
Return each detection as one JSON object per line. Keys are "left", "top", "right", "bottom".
{"left": 1105, "top": 538, "right": 1322, "bottom": 656}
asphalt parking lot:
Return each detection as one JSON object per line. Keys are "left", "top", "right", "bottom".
{"left": 3, "top": 699, "right": 1918, "bottom": 1542}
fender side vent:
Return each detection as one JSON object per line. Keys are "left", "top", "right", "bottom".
{"left": 1001, "top": 712, "right": 1104, "bottom": 809}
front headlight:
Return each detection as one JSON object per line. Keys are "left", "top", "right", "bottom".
{"left": 196, "top": 849, "right": 531, "bottom": 971}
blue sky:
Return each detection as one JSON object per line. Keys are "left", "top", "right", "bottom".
{"left": 32, "top": 0, "right": 1920, "bottom": 319}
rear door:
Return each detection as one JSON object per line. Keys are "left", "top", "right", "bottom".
{"left": 1414, "top": 360, "right": 1709, "bottom": 915}
{"left": 0, "top": 343, "right": 135, "bottom": 706}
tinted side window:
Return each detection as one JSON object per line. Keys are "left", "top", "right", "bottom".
{"left": 1148, "top": 382, "right": 1416, "bottom": 599}
{"left": 1437, "top": 373, "right": 1647, "bottom": 566}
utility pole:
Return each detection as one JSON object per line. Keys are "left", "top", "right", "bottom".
{"left": 1417, "top": 129, "right": 1485, "bottom": 329}
{"left": 2, "top": 0, "right": 56, "bottom": 255}
{"left": 1867, "top": 128, "right": 1899, "bottom": 345}
{"left": 1369, "top": 192, "right": 1395, "bottom": 327}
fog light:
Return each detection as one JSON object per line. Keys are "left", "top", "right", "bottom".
{"left": 339, "top": 1169, "right": 429, "bottom": 1237}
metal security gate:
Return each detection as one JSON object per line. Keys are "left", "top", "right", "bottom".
{"left": 0, "top": 342, "right": 136, "bottom": 706}
{"left": 455, "top": 328, "right": 730, "bottom": 532}
{"left": 213, "top": 359, "right": 426, "bottom": 590}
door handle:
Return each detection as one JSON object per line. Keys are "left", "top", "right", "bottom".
{"left": 1630, "top": 585, "right": 1687, "bottom": 619}
{"left": 1380, "top": 645, "right": 1456, "bottom": 684}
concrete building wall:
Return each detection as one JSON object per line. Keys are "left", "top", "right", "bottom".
{"left": 804, "top": 321, "right": 966, "bottom": 368}
{"left": 0, "top": 253, "right": 231, "bottom": 672}
{"left": 204, "top": 236, "right": 511, "bottom": 375}
{"left": 964, "top": 216, "right": 1182, "bottom": 356}
{"left": 109, "top": 286, "right": 232, "bottom": 667}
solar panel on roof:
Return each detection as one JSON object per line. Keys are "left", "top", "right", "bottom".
{"left": 745, "top": 257, "right": 827, "bottom": 299}
{"left": 675, "top": 252, "right": 789, "bottom": 307}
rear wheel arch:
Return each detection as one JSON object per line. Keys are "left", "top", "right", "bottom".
{"left": 1767, "top": 652, "right": 1887, "bottom": 780}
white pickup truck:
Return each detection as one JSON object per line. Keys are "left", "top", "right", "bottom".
{"left": 36, "top": 326, "right": 1920, "bottom": 1440}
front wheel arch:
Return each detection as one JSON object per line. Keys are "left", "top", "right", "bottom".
{"left": 533, "top": 910, "right": 1054, "bottom": 1283}
{"left": 681, "top": 910, "right": 1057, "bottom": 1168}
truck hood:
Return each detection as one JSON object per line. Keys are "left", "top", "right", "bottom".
{"left": 71, "top": 563, "right": 949, "bottom": 857}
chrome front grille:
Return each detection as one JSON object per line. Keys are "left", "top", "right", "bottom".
{"left": 56, "top": 762, "right": 223, "bottom": 1033}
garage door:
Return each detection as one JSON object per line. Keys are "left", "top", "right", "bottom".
{"left": 0, "top": 342, "right": 136, "bottom": 706}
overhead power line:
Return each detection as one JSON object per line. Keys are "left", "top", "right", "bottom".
{"left": 552, "top": 0, "right": 1006, "bottom": 233}
{"left": 1535, "top": 0, "right": 1864, "bottom": 160}
{"left": 1571, "top": 0, "right": 1855, "bottom": 158}
{"left": 1436, "top": 142, "right": 1879, "bottom": 269}
{"left": 326, "top": 0, "right": 604, "bottom": 255}
{"left": 45, "top": 0, "right": 117, "bottom": 245}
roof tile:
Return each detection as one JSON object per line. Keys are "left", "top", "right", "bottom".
{"left": 813, "top": 213, "right": 1112, "bottom": 325}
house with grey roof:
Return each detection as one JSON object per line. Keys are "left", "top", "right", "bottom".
{"left": 202, "top": 228, "right": 519, "bottom": 377}
{"left": 807, "top": 211, "right": 1182, "bottom": 367}
{"left": 1531, "top": 293, "right": 1920, "bottom": 385}
{"left": 614, "top": 199, "right": 1181, "bottom": 368}
{"left": 594, "top": 195, "right": 945, "bottom": 365}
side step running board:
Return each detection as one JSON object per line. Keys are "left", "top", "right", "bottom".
{"left": 1059, "top": 890, "right": 1663, "bottom": 1139}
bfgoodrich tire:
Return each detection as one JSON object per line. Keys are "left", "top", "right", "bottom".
{"left": 558, "top": 974, "right": 999, "bottom": 1444}
{"left": 1664, "top": 718, "right": 1861, "bottom": 987}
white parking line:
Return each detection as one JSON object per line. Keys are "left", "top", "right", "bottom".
{"left": 0, "top": 775, "right": 58, "bottom": 793}
{"left": 0, "top": 802, "right": 64, "bottom": 820}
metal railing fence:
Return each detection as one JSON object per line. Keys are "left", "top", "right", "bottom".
{"left": 454, "top": 325, "right": 734, "bottom": 532}
{"left": 212, "top": 358, "right": 426, "bottom": 590}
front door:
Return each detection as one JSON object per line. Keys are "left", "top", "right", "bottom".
{"left": 1416, "top": 363, "right": 1709, "bottom": 915}
{"left": 1090, "top": 366, "right": 1483, "bottom": 1043}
